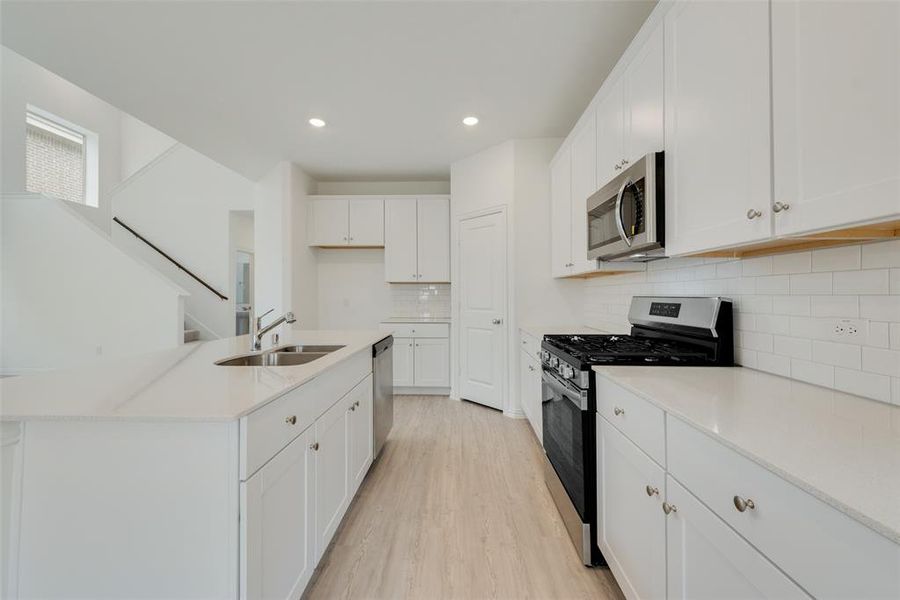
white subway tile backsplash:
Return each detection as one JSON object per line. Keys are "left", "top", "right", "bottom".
{"left": 771, "top": 251, "right": 811, "bottom": 275}
{"left": 389, "top": 283, "right": 450, "bottom": 318}
{"left": 812, "top": 245, "right": 861, "bottom": 272}
{"left": 773, "top": 335, "right": 812, "bottom": 360}
{"left": 773, "top": 295, "right": 810, "bottom": 316}
{"left": 834, "top": 367, "right": 892, "bottom": 403}
{"left": 757, "top": 275, "right": 790, "bottom": 294}
{"left": 791, "top": 359, "right": 834, "bottom": 387}
{"left": 757, "top": 352, "right": 791, "bottom": 377}
{"left": 810, "top": 296, "right": 859, "bottom": 318}
{"left": 812, "top": 340, "right": 861, "bottom": 369}
{"left": 833, "top": 269, "right": 890, "bottom": 295}
{"left": 860, "top": 239, "right": 900, "bottom": 269}
{"left": 861, "top": 347, "right": 900, "bottom": 377}
{"left": 790, "top": 272, "right": 832, "bottom": 295}
{"left": 582, "top": 240, "right": 899, "bottom": 404}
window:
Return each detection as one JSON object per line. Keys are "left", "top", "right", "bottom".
{"left": 25, "top": 107, "right": 98, "bottom": 207}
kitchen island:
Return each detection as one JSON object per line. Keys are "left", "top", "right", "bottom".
{"left": 0, "top": 329, "right": 388, "bottom": 600}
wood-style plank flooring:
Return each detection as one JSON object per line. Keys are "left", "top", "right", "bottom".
{"left": 304, "top": 395, "right": 624, "bottom": 600}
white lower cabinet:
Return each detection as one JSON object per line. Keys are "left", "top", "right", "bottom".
{"left": 597, "top": 415, "right": 666, "bottom": 600}
{"left": 665, "top": 476, "right": 809, "bottom": 600}
{"left": 392, "top": 338, "right": 415, "bottom": 387}
{"left": 348, "top": 374, "right": 374, "bottom": 494}
{"left": 413, "top": 338, "right": 449, "bottom": 387}
{"left": 241, "top": 427, "right": 316, "bottom": 600}
{"left": 314, "top": 390, "right": 353, "bottom": 561}
{"left": 518, "top": 349, "right": 542, "bottom": 441}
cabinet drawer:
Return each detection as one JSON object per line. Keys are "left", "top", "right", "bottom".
{"left": 667, "top": 416, "right": 900, "bottom": 599}
{"left": 379, "top": 322, "right": 448, "bottom": 338}
{"left": 596, "top": 376, "right": 666, "bottom": 466}
{"left": 519, "top": 330, "right": 541, "bottom": 360}
{"left": 240, "top": 350, "right": 371, "bottom": 480}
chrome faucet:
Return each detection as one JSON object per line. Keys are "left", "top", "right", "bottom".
{"left": 252, "top": 309, "right": 296, "bottom": 350}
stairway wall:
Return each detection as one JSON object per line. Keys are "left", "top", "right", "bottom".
{"left": 1, "top": 195, "right": 187, "bottom": 374}
{"left": 111, "top": 144, "right": 255, "bottom": 338}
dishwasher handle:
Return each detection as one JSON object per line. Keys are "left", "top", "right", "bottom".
{"left": 373, "top": 335, "right": 393, "bottom": 356}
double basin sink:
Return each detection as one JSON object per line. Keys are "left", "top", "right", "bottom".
{"left": 215, "top": 345, "right": 345, "bottom": 367}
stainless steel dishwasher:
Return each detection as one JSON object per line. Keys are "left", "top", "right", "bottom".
{"left": 372, "top": 336, "right": 393, "bottom": 458}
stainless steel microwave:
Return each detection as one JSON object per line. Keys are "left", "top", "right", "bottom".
{"left": 586, "top": 152, "right": 665, "bottom": 262}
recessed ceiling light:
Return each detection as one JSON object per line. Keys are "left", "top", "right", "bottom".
{"left": 462, "top": 116, "right": 479, "bottom": 126}
{"left": 309, "top": 118, "right": 326, "bottom": 128}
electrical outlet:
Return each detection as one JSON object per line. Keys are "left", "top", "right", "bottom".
{"left": 831, "top": 318, "right": 867, "bottom": 341}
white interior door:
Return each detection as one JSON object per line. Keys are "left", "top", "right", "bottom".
{"left": 458, "top": 210, "right": 507, "bottom": 411}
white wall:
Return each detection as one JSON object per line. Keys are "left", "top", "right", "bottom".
{"left": 0, "top": 47, "right": 122, "bottom": 232}
{"left": 290, "top": 163, "right": 319, "bottom": 328}
{"left": 1, "top": 195, "right": 186, "bottom": 373}
{"left": 450, "top": 138, "right": 582, "bottom": 414}
{"left": 119, "top": 113, "right": 176, "bottom": 181}
{"left": 316, "top": 249, "right": 392, "bottom": 329}
{"left": 112, "top": 144, "right": 254, "bottom": 338}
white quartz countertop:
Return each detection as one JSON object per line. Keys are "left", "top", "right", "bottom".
{"left": 0, "top": 330, "right": 389, "bottom": 422}
{"left": 592, "top": 365, "right": 900, "bottom": 544}
{"left": 381, "top": 316, "right": 451, "bottom": 324}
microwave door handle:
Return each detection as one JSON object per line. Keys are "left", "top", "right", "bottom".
{"left": 615, "top": 179, "right": 633, "bottom": 247}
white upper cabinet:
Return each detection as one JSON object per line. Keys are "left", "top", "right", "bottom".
{"left": 550, "top": 146, "right": 574, "bottom": 277}
{"left": 384, "top": 196, "right": 450, "bottom": 283}
{"left": 596, "top": 79, "right": 625, "bottom": 188}
{"left": 384, "top": 197, "right": 418, "bottom": 282}
{"left": 416, "top": 196, "right": 450, "bottom": 282}
{"left": 308, "top": 196, "right": 384, "bottom": 247}
{"left": 622, "top": 23, "right": 664, "bottom": 164}
{"left": 571, "top": 113, "right": 598, "bottom": 274}
{"left": 664, "top": 0, "right": 772, "bottom": 256}
{"left": 348, "top": 197, "right": 385, "bottom": 246}
{"left": 771, "top": 0, "right": 900, "bottom": 236}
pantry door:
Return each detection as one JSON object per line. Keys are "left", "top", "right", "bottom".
{"left": 458, "top": 209, "right": 507, "bottom": 411}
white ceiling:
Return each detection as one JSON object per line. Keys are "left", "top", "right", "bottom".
{"left": 0, "top": 1, "right": 655, "bottom": 181}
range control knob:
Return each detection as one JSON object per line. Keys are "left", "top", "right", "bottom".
{"left": 549, "top": 356, "right": 559, "bottom": 368}
{"left": 540, "top": 350, "right": 550, "bottom": 362}
{"left": 564, "top": 365, "right": 575, "bottom": 379}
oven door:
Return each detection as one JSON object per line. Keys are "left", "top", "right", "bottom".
{"left": 541, "top": 368, "right": 589, "bottom": 519}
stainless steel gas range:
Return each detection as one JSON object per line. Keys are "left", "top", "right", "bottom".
{"left": 540, "top": 296, "right": 734, "bottom": 566}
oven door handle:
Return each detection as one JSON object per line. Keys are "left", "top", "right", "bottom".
{"left": 615, "top": 178, "right": 633, "bottom": 247}
{"left": 542, "top": 369, "right": 588, "bottom": 411}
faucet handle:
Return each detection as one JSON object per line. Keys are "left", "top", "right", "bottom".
{"left": 257, "top": 308, "right": 275, "bottom": 321}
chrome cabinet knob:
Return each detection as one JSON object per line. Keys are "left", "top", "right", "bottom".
{"left": 614, "top": 164, "right": 622, "bottom": 170}
{"left": 350, "top": 404, "right": 356, "bottom": 412}
{"left": 528, "top": 365, "right": 535, "bottom": 371}
{"left": 733, "top": 495, "right": 756, "bottom": 512}
{"left": 645, "top": 485, "right": 659, "bottom": 497}
{"left": 622, "top": 159, "right": 629, "bottom": 165}
{"left": 772, "top": 201, "right": 790, "bottom": 213}
{"left": 662, "top": 502, "right": 677, "bottom": 515}
{"left": 492, "top": 318, "right": 503, "bottom": 325}
{"left": 614, "top": 407, "right": 625, "bottom": 416}
{"left": 310, "top": 442, "right": 320, "bottom": 451}
{"left": 746, "top": 209, "right": 762, "bottom": 220}
{"left": 285, "top": 415, "right": 297, "bottom": 425}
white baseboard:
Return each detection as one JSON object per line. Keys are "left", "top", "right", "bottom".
{"left": 394, "top": 386, "right": 451, "bottom": 396}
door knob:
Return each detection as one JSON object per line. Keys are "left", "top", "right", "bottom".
{"left": 492, "top": 318, "right": 503, "bottom": 325}
{"left": 772, "top": 201, "right": 790, "bottom": 213}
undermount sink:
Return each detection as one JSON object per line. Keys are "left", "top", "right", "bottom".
{"left": 215, "top": 344, "right": 344, "bottom": 367}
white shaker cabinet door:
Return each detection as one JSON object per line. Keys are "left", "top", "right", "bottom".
{"left": 519, "top": 349, "right": 542, "bottom": 442}
{"left": 550, "top": 147, "right": 574, "bottom": 277}
{"left": 570, "top": 113, "right": 598, "bottom": 274}
{"left": 623, "top": 22, "right": 664, "bottom": 165}
{"left": 347, "top": 374, "right": 374, "bottom": 496}
{"left": 413, "top": 338, "right": 449, "bottom": 387}
{"left": 416, "top": 196, "right": 450, "bottom": 282}
{"left": 596, "top": 416, "right": 666, "bottom": 600}
{"left": 241, "top": 427, "right": 316, "bottom": 600}
{"left": 314, "top": 392, "right": 352, "bottom": 561}
{"left": 772, "top": 0, "right": 900, "bottom": 236}
{"left": 384, "top": 197, "right": 418, "bottom": 282}
{"left": 664, "top": 0, "right": 772, "bottom": 255}
{"left": 392, "top": 337, "right": 415, "bottom": 387}
{"left": 348, "top": 197, "right": 384, "bottom": 246}
{"left": 596, "top": 79, "right": 624, "bottom": 189}
{"left": 665, "top": 476, "right": 810, "bottom": 600}
{"left": 308, "top": 197, "right": 350, "bottom": 246}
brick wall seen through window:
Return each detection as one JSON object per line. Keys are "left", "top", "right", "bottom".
{"left": 25, "top": 112, "right": 86, "bottom": 205}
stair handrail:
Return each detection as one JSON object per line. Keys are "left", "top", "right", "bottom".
{"left": 113, "top": 216, "right": 228, "bottom": 301}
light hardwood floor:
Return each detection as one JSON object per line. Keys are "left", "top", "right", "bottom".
{"left": 304, "top": 395, "right": 624, "bottom": 600}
